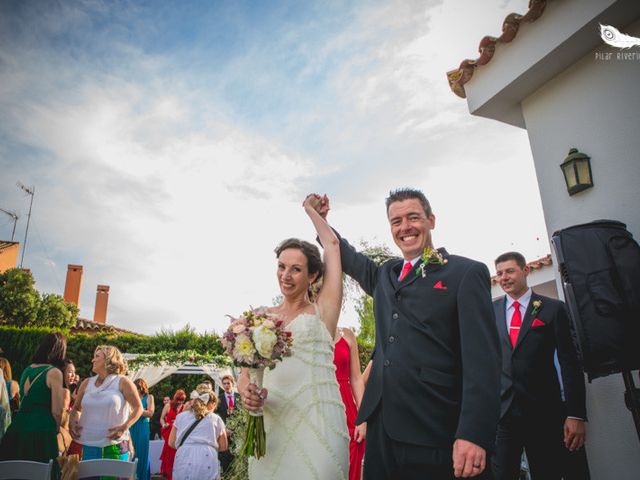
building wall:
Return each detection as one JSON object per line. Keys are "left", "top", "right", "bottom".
{"left": 521, "top": 17, "right": 640, "bottom": 480}
{"left": 0, "top": 243, "right": 19, "bottom": 273}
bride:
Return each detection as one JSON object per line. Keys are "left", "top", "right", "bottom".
{"left": 238, "top": 194, "right": 349, "bottom": 480}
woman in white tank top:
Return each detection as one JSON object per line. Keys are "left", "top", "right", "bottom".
{"left": 70, "top": 345, "right": 143, "bottom": 461}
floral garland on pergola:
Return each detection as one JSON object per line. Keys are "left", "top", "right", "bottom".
{"left": 126, "top": 349, "right": 232, "bottom": 369}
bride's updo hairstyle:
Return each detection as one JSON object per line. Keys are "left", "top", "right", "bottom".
{"left": 275, "top": 238, "right": 324, "bottom": 300}
{"left": 190, "top": 383, "right": 218, "bottom": 420}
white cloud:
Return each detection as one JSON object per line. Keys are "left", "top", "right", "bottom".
{"left": 0, "top": 0, "right": 545, "bottom": 336}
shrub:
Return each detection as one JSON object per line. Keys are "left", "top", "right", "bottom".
{"left": 0, "top": 325, "right": 225, "bottom": 380}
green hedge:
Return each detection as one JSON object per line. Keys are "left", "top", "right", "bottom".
{"left": 0, "top": 325, "right": 61, "bottom": 378}
{"left": 0, "top": 325, "right": 373, "bottom": 401}
{"left": 0, "top": 325, "right": 228, "bottom": 402}
{"left": 0, "top": 325, "right": 224, "bottom": 380}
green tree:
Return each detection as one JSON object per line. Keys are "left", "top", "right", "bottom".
{"left": 358, "top": 240, "right": 395, "bottom": 266}
{"left": 38, "top": 293, "right": 79, "bottom": 329}
{"left": 0, "top": 268, "right": 78, "bottom": 329}
{"left": 355, "top": 294, "right": 375, "bottom": 347}
{"left": 0, "top": 268, "right": 40, "bottom": 327}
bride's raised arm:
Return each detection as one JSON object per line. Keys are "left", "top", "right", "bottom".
{"left": 303, "top": 194, "right": 342, "bottom": 337}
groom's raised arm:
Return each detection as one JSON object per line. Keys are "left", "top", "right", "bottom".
{"left": 308, "top": 193, "right": 379, "bottom": 295}
{"left": 337, "top": 235, "right": 379, "bottom": 297}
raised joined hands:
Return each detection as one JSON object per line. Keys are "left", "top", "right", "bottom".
{"left": 303, "top": 193, "right": 330, "bottom": 219}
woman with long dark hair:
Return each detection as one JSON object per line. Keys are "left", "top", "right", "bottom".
{"left": 239, "top": 194, "right": 349, "bottom": 479}
{"left": 62, "top": 359, "right": 78, "bottom": 408}
{"left": 0, "top": 332, "right": 67, "bottom": 472}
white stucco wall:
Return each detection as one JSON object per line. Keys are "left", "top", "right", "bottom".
{"left": 520, "top": 17, "right": 640, "bottom": 480}
{"left": 465, "top": 0, "right": 640, "bottom": 128}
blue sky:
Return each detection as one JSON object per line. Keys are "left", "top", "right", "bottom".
{"left": 0, "top": 0, "right": 548, "bottom": 335}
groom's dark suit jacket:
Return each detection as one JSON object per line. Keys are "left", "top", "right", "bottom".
{"left": 340, "top": 237, "right": 501, "bottom": 453}
{"left": 493, "top": 292, "right": 586, "bottom": 421}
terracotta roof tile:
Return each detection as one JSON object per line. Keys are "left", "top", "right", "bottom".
{"left": 447, "top": 0, "right": 548, "bottom": 98}
{"left": 71, "top": 317, "right": 143, "bottom": 336}
{"left": 0, "top": 241, "right": 19, "bottom": 251}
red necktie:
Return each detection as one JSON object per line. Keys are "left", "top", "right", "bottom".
{"left": 399, "top": 262, "right": 413, "bottom": 281}
{"left": 509, "top": 300, "right": 522, "bottom": 348}
{"left": 228, "top": 394, "right": 234, "bottom": 409}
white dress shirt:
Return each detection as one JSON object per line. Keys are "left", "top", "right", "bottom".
{"left": 398, "top": 256, "right": 421, "bottom": 280}
{"left": 504, "top": 288, "right": 532, "bottom": 331}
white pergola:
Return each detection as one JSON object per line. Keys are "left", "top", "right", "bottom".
{"left": 124, "top": 353, "right": 234, "bottom": 392}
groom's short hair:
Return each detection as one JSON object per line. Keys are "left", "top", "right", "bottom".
{"left": 385, "top": 188, "right": 432, "bottom": 217}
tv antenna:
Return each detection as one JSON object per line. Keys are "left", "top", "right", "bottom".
{"left": 16, "top": 182, "right": 35, "bottom": 268}
{"left": 0, "top": 207, "right": 19, "bottom": 241}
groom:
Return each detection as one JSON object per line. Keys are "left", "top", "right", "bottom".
{"left": 315, "top": 188, "right": 501, "bottom": 479}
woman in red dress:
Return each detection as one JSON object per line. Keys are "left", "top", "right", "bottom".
{"left": 333, "top": 327, "right": 366, "bottom": 480}
{"left": 159, "top": 389, "right": 186, "bottom": 479}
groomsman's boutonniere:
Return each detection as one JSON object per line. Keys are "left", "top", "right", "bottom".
{"left": 416, "top": 247, "right": 447, "bottom": 278}
{"left": 531, "top": 299, "right": 542, "bottom": 317}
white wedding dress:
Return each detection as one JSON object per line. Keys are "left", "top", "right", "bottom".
{"left": 248, "top": 307, "right": 349, "bottom": 480}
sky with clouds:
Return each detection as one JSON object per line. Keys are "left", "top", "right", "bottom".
{"left": 0, "top": 0, "right": 549, "bottom": 336}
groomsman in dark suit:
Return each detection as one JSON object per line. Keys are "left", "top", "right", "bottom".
{"left": 492, "top": 252, "right": 586, "bottom": 480}
{"left": 217, "top": 374, "right": 240, "bottom": 422}
{"left": 217, "top": 374, "right": 240, "bottom": 472}
{"left": 314, "top": 188, "right": 501, "bottom": 479}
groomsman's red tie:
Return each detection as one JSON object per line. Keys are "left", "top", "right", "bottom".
{"left": 228, "top": 394, "right": 234, "bottom": 409}
{"left": 509, "top": 301, "right": 522, "bottom": 348}
{"left": 399, "top": 262, "right": 413, "bottom": 281}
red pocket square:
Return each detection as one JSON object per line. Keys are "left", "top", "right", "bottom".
{"left": 532, "top": 318, "right": 545, "bottom": 327}
{"left": 433, "top": 281, "right": 447, "bottom": 290}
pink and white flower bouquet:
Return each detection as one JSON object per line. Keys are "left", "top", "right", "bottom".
{"left": 220, "top": 306, "right": 293, "bottom": 458}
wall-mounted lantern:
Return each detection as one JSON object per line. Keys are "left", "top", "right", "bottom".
{"left": 560, "top": 148, "right": 593, "bottom": 196}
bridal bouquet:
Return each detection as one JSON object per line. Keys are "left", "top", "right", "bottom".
{"left": 221, "top": 307, "right": 293, "bottom": 458}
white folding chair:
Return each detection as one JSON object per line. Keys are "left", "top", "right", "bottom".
{"left": 0, "top": 459, "right": 53, "bottom": 480}
{"left": 77, "top": 458, "right": 138, "bottom": 479}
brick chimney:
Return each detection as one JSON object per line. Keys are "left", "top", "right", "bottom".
{"left": 93, "top": 285, "right": 110, "bottom": 324}
{"left": 63, "top": 265, "right": 83, "bottom": 305}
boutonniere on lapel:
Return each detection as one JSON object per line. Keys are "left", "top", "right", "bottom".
{"left": 531, "top": 299, "right": 542, "bottom": 316}
{"left": 416, "top": 246, "right": 447, "bottom": 278}
{"left": 530, "top": 300, "right": 545, "bottom": 327}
